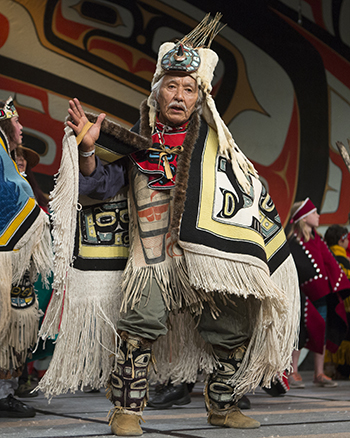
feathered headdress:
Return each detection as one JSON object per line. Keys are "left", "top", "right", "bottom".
{"left": 148, "top": 13, "right": 258, "bottom": 193}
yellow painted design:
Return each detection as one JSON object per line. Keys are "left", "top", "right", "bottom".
{"left": 0, "top": 198, "right": 36, "bottom": 246}
{"left": 78, "top": 207, "right": 128, "bottom": 260}
{"left": 78, "top": 239, "right": 129, "bottom": 259}
{"left": 96, "top": 145, "right": 123, "bottom": 163}
{"left": 197, "top": 127, "right": 263, "bottom": 246}
{"left": 265, "top": 228, "right": 286, "bottom": 260}
{"left": 261, "top": 193, "right": 274, "bottom": 212}
{"left": 260, "top": 214, "right": 275, "bottom": 232}
{"left": 86, "top": 213, "right": 97, "bottom": 238}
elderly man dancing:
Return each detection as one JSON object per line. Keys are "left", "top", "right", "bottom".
{"left": 42, "top": 13, "right": 299, "bottom": 437}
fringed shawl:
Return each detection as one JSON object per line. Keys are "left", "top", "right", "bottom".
{"left": 37, "top": 126, "right": 130, "bottom": 399}
{"left": 39, "top": 100, "right": 300, "bottom": 399}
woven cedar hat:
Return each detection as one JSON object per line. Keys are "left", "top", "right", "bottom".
{"left": 16, "top": 145, "right": 40, "bottom": 169}
{"left": 148, "top": 13, "right": 258, "bottom": 193}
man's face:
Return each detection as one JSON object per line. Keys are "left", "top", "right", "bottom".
{"left": 157, "top": 74, "right": 199, "bottom": 126}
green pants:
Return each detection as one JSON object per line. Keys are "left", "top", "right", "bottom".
{"left": 118, "top": 279, "right": 256, "bottom": 350}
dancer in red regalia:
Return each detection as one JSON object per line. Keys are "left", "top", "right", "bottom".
{"left": 287, "top": 198, "right": 350, "bottom": 389}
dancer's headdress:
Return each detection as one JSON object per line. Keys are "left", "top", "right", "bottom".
{"left": 0, "top": 96, "right": 18, "bottom": 121}
{"left": 290, "top": 198, "right": 317, "bottom": 224}
{"left": 148, "top": 13, "right": 258, "bottom": 193}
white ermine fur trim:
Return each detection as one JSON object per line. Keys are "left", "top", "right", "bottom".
{"left": 149, "top": 41, "right": 258, "bottom": 194}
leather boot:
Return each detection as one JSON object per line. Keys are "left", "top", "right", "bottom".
{"left": 206, "top": 344, "right": 260, "bottom": 429}
{"left": 108, "top": 333, "right": 152, "bottom": 436}
{"left": 110, "top": 413, "right": 143, "bottom": 436}
{"left": 148, "top": 382, "right": 191, "bottom": 408}
{"left": 237, "top": 394, "right": 251, "bottom": 409}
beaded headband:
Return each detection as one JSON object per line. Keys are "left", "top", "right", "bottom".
{"left": 290, "top": 198, "right": 317, "bottom": 224}
{"left": 0, "top": 96, "right": 18, "bottom": 121}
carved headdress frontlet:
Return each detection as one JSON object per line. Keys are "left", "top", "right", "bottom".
{"left": 0, "top": 96, "right": 18, "bottom": 122}
{"left": 148, "top": 13, "right": 258, "bottom": 194}
{"left": 160, "top": 13, "right": 224, "bottom": 74}
{"left": 151, "top": 13, "right": 225, "bottom": 92}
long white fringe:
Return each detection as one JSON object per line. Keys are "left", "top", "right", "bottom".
{"left": 0, "top": 252, "right": 13, "bottom": 344}
{"left": 270, "top": 254, "right": 300, "bottom": 370}
{"left": 157, "top": 251, "right": 300, "bottom": 399}
{"left": 39, "top": 126, "right": 79, "bottom": 339}
{"left": 184, "top": 251, "right": 288, "bottom": 316}
{"left": 11, "top": 210, "right": 52, "bottom": 286}
{"left": 122, "top": 254, "right": 200, "bottom": 313}
{"left": 228, "top": 254, "right": 300, "bottom": 398}
{"left": 0, "top": 296, "right": 41, "bottom": 371}
{"left": 151, "top": 309, "right": 216, "bottom": 384}
{"left": 37, "top": 268, "right": 123, "bottom": 399}
{"left": 0, "top": 211, "right": 52, "bottom": 358}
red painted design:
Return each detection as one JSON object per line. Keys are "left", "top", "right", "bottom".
{"left": 88, "top": 38, "right": 155, "bottom": 75}
{"left": 138, "top": 204, "right": 169, "bottom": 222}
{"left": 54, "top": 1, "right": 92, "bottom": 41}
{"left": 275, "top": 13, "right": 350, "bottom": 224}
{"left": 303, "top": 1, "right": 326, "bottom": 30}
{"left": 321, "top": 146, "right": 350, "bottom": 225}
{"left": 0, "top": 13, "right": 9, "bottom": 48}
{"left": 253, "top": 97, "right": 300, "bottom": 224}
{"left": 0, "top": 76, "right": 63, "bottom": 176}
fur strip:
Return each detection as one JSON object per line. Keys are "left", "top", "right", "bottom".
{"left": 139, "top": 100, "right": 153, "bottom": 138}
{"left": 82, "top": 106, "right": 152, "bottom": 151}
{"left": 170, "top": 112, "right": 201, "bottom": 241}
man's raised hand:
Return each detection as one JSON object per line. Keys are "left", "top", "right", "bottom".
{"left": 67, "top": 98, "right": 106, "bottom": 151}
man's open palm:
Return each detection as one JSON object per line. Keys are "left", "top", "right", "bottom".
{"left": 67, "top": 98, "right": 105, "bottom": 149}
